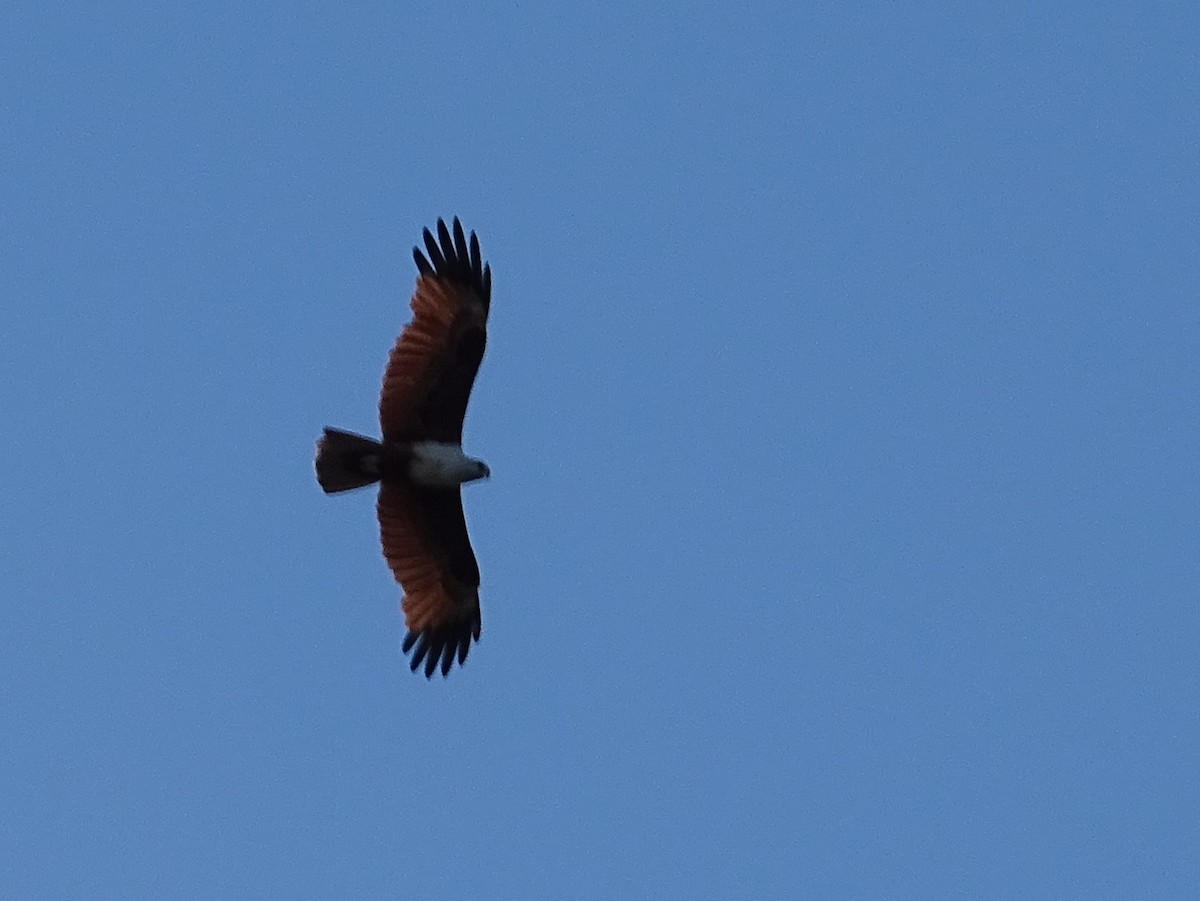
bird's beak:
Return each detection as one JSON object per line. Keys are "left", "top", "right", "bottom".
{"left": 481, "top": 464, "right": 492, "bottom": 479}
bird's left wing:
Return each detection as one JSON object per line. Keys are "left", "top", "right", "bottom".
{"left": 380, "top": 218, "right": 491, "bottom": 444}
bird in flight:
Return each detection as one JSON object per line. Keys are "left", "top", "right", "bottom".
{"left": 316, "top": 218, "right": 492, "bottom": 677}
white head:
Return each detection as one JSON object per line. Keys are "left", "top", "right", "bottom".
{"left": 410, "top": 442, "right": 491, "bottom": 487}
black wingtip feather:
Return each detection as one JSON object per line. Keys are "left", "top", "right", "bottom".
{"left": 401, "top": 627, "right": 476, "bottom": 679}
{"left": 452, "top": 219, "right": 469, "bottom": 267}
{"left": 410, "top": 217, "right": 492, "bottom": 308}
{"left": 422, "top": 227, "right": 445, "bottom": 272}
{"left": 436, "top": 220, "right": 453, "bottom": 263}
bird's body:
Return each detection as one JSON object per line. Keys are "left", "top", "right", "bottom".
{"left": 317, "top": 433, "right": 488, "bottom": 490}
{"left": 315, "top": 218, "right": 492, "bottom": 677}
{"left": 406, "top": 441, "right": 491, "bottom": 488}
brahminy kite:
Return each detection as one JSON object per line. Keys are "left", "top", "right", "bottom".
{"left": 315, "top": 218, "right": 491, "bottom": 677}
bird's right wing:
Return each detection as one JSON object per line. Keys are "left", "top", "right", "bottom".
{"left": 377, "top": 481, "right": 482, "bottom": 677}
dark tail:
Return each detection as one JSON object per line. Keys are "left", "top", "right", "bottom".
{"left": 315, "top": 428, "right": 385, "bottom": 493}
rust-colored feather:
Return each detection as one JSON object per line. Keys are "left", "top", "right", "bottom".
{"left": 379, "top": 218, "right": 490, "bottom": 444}
{"left": 377, "top": 482, "right": 482, "bottom": 677}
{"left": 318, "top": 218, "right": 491, "bottom": 679}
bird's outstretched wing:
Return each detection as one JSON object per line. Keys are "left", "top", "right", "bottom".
{"left": 380, "top": 218, "right": 491, "bottom": 444}
{"left": 377, "top": 481, "right": 482, "bottom": 677}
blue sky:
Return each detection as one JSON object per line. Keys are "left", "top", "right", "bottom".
{"left": 3, "top": 2, "right": 1197, "bottom": 897}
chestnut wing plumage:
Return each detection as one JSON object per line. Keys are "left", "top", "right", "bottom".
{"left": 378, "top": 482, "right": 482, "bottom": 677}
{"left": 376, "top": 218, "right": 491, "bottom": 676}
{"left": 315, "top": 217, "right": 493, "bottom": 678}
{"left": 380, "top": 218, "right": 491, "bottom": 444}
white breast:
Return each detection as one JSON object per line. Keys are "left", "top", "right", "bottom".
{"left": 408, "top": 442, "right": 478, "bottom": 487}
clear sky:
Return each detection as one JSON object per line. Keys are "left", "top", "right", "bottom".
{"left": 3, "top": 3, "right": 1197, "bottom": 898}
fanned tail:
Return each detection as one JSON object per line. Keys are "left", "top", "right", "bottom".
{"left": 315, "top": 428, "right": 385, "bottom": 493}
